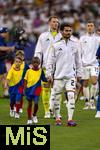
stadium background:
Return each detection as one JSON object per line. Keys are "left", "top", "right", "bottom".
{"left": 0, "top": 0, "right": 99, "bottom": 41}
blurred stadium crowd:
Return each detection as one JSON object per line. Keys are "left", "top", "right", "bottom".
{"left": 0, "top": 0, "right": 99, "bottom": 41}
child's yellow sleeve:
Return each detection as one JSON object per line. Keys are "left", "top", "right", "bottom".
{"left": 7, "top": 69, "right": 13, "bottom": 81}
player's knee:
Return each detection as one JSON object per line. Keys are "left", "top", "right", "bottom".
{"left": 67, "top": 92, "right": 75, "bottom": 103}
{"left": 28, "top": 101, "right": 32, "bottom": 107}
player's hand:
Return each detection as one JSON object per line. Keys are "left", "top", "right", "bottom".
{"left": 77, "top": 77, "right": 82, "bottom": 83}
{"left": 47, "top": 76, "right": 53, "bottom": 84}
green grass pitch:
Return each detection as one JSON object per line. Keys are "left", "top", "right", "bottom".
{"left": 0, "top": 93, "right": 100, "bottom": 150}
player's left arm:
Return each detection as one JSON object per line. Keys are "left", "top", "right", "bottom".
{"left": 75, "top": 41, "right": 83, "bottom": 79}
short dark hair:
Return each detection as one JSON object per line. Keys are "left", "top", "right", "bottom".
{"left": 48, "top": 16, "right": 59, "bottom": 22}
{"left": 60, "top": 23, "right": 72, "bottom": 31}
{"left": 32, "top": 57, "right": 40, "bottom": 64}
{"left": 15, "top": 55, "right": 23, "bottom": 62}
{"left": 86, "top": 21, "right": 95, "bottom": 24}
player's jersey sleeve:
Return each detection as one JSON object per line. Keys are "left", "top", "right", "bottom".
{"left": 75, "top": 41, "right": 83, "bottom": 77}
{"left": 34, "top": 34, "right": 43, "bottom": 63}
{"left": 46, "top": 45, "right": 56, "bottom": 77}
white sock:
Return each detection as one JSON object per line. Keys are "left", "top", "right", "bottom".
{"left": 54, "top": 93, "right": 61, "bottom": 118}
{"left": 90, "top": 84, "right": 97, "bottom": 100}
{"left": 67, "top": 92, "right": 75, "bottom": 121}
{"left": 83, "top": 86, "right": 89, "bottom": 101}
{"left": 49, "top": 88, "right": 55, "bottom": 111}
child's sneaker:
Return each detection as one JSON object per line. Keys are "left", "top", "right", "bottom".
{"left": 67, "top": 120, "right": 77, "bottom": 127}
{"left": 27, "top": 120, "right": 33, "bottom": 125}
{"left": 19, "top": 108, "right": 23, "bottom": 113}
{"left": 10, "top": 110, "right": 14, "bottom": 117}
{"left": 14, "top": 106, "right": 16, "bottom": 112}
{"left": 33, "top": 116, "right": 38, "bottom": 123}
{"left": 15, "top": 113, "right": 20, "bottom": 119}
{"left": 55, "top": 118, "right": 62, "bottom": 126}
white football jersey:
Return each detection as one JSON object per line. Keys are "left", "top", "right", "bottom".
{"left": 34, "top": 31, "right": 62, "bottom": 68}
{"left": 80, "top": 33, "right": 100, "bottom": 67}
{"left": 46, "top": 37, "right": 82, "bottom": 79}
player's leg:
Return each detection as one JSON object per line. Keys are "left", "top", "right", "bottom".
{"left": 19, "top": 95, "right": 23, "bottom": 113}
{"left": 15, "top": 94, "right": 22, "bottom": 119}
{"left": 9, "top": 94, "right": 16, "bottom": 117}
{"left": 53, "top": 80, "right": 63, "bottom": 125}
{"left": 82, "top": 67, "right": 90, "bottom": 109}
{"left": 27, "top": 97, "right": 33, "bottom": 124}
{"left": 33, "top": 96, "right": 39, "bottom": 123}
{"left": 65, "top": 78, "right": 77, "bottom": 126}
{"left": 90, "top": 66, "right": 98, "bottom": 109}
{"left": 49, "top": 88, "right": 55, "bottom": 114}
{"left": 42, "top": 82, "right": 50, "bottom": 118}
{"left": 49, "top": 87, "right": 62, "bottom": 119}
{"left": 19, "top": 82, "right": 24, "bottom": 113}
{"left": 83, "top": 80, "right": 90, "bottom": 109}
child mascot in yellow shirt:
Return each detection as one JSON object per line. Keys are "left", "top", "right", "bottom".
{"left": 7, "top": 55, "right": 25, "bottom": 119}
{"left": 24, "top": 57, "right": 47, "bottom": 124}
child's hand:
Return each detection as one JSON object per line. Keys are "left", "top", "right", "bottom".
{"left": 47, "top": 76, "right": 53, "bottom": 84}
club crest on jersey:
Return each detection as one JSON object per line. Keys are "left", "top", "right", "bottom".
{"left": 58, "top": 48, "right": 62, "bottom": 51}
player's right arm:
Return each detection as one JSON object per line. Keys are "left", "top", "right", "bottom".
{"left": 34, "top": 34, "right": 43, "bottom": 63}
{"left": 46, "top": 45, "right": 56, "bottom": 82}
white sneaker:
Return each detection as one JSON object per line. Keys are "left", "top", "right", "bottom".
{"left": 19, "top": 108, "right": 23, "bottom": 113}
{"left": 14, "top": 107, "right": 16, "bottom": 112}
{"left": 83, "top": 102, "right": 90, "bottom": 110}
{"left": 10, "top": 110, "right": 14, "bottom": 117}
{"left": 15, "top": 113, "right": 20, "bottom": 119}
{"left": 80, "top": 96, "right": 84, "bottom": 100}
{"left": 27, "top": 120, "right": 33, "bottom": 124}
{"left": 44, "top": 112, "right": 50, "bottom": 118}
{"left": 4, "top": 90, "right": 9, "bottom": 96}
{"left": 90, "top": 100, "right": 96, "bottom": 110}
{"left": 33, "top": 116, "right": 38, "bottom": 123}
{"left": 95, "top": 111, "right": 100, "bottom": 118}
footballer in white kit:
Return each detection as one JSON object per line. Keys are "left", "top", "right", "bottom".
{"left": 46, "top": 24, "right": 82, "bottom": 126}
{"left": 80, "top": 21, "right": 100, "bottom": 110}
